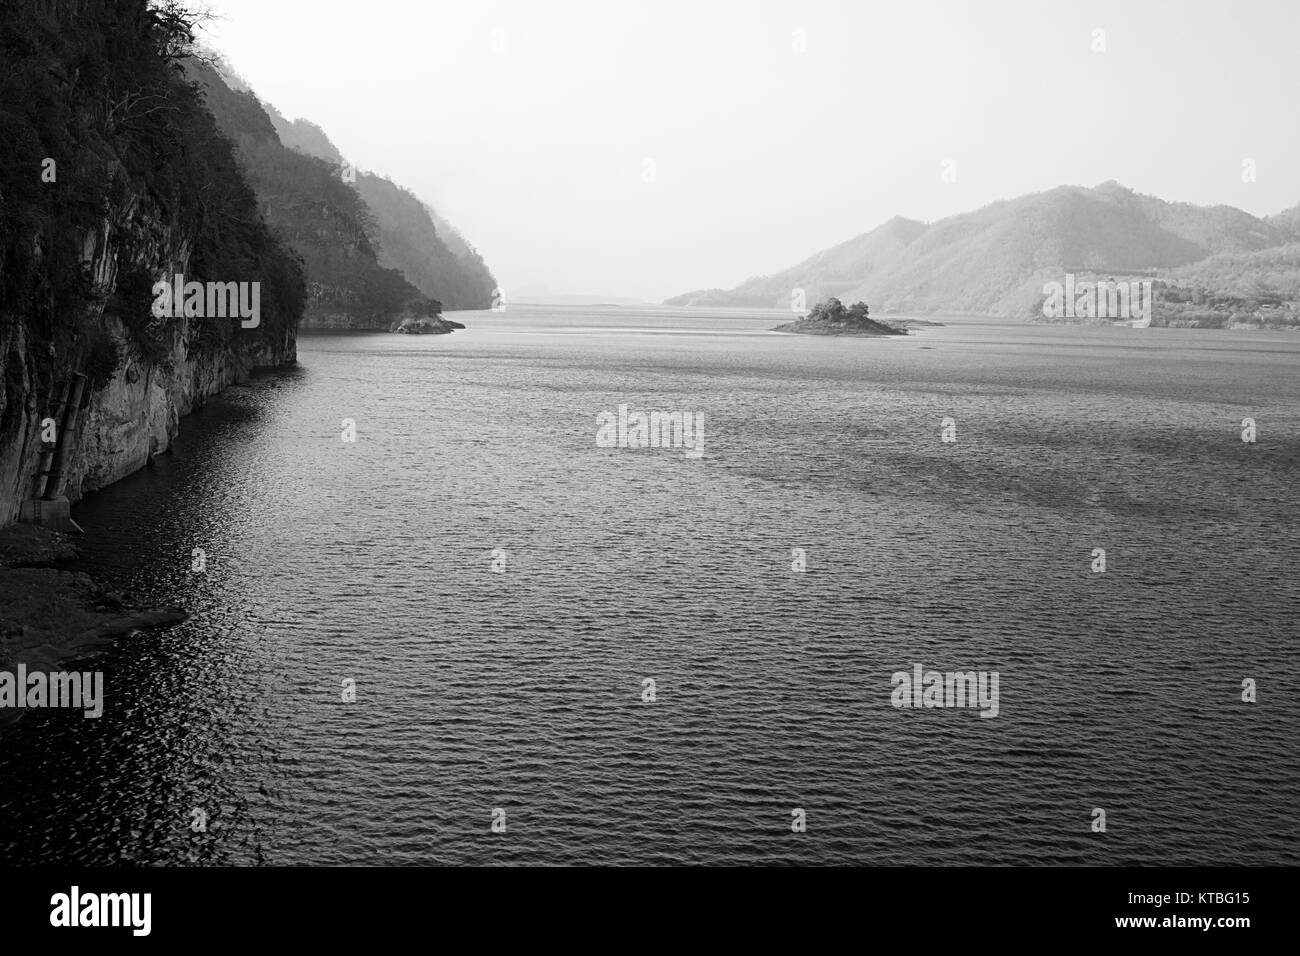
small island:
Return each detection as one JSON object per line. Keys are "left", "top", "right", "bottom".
{"left": 393, "top": 316, "right": 466, "bottom": 334}
{"left": 772, "top": 298, "right": 909, "bottom": 336}
{"left": 390, "top": 298, "right": 467, "bottom": 335}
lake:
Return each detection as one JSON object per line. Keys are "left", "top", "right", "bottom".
{"left": 1, "top": 305, "right": 1296, "bottom": 865}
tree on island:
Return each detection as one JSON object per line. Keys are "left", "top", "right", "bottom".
{"left": 808, "top": 297, "right": 872, "bottom": 324}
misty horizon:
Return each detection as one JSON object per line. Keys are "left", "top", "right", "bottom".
{"left": 198, "top": 0, "right": 1300, "bottom": 302}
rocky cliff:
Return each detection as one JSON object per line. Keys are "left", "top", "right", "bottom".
{"left": 0, "top": 0, "right": 303, "bottom": 527}
{"left": 0, "top": 195, "right": 297, "bottom": 527}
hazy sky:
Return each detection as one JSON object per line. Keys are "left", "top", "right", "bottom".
{"left": 199, "top": 0, "right": 1300, "bottom": 301}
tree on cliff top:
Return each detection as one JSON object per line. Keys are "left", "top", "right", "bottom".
{"left": 0, "top": 0, "right": 305, "bottom": 390}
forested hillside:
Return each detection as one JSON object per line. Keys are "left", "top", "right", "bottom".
{"left": 263, "top": 98, "right": 496, "bottom": 311}
{"left": 0, "top": 0, "right": 304, "bottom": 523}
{"left": 187, "top": 60, "right": 430, "bottom": 328}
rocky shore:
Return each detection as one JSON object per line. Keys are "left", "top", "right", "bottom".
{"left": 0, "top": 525, "right": 186, "bottom": 720}
{"left": 392, "top": 315, "right": 467, "bottom": 334}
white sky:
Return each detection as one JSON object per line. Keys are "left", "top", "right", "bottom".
{"left": 198, "top": 0, "right": 1300, "bottom": 301}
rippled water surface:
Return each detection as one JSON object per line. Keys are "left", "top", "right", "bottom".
{"left": 2, "top": 306, "right": 1297, "bottom": 865}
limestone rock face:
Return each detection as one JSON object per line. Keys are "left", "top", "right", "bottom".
{"left": 0, "top": 205, "right": 297, "bottom": 526}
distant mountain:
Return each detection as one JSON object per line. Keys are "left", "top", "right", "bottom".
{"left": 668, "top": 183, "right": 1300, "bottom": 327}
{"left": 1269, "top": 203, "right": 1300, "bottom": 240}
{"left": 354, "top": 175, "right": 496, "bottom": 310}
{"left": 189, "top": 61, "right": 426, "bottom": 329}
{"left": 672, "top": 216, "right": 927, "bottom": 310}
{"left": 262, "top": 103, "right": 496, "bottom": 311}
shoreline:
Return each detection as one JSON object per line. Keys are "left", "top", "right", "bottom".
{"left": 0, "top": 524, "right": 186, "bottom": 724}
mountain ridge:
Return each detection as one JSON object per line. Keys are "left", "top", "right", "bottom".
{"left": 262, "top": 100, "right": 496, "bottom": 311}
{"left": 667, "top": 183, "right": 1300, "bottom": 327}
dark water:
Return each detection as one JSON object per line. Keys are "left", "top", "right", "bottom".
{"left": 2, "top": 306, "right": 1297, "bottom": 865}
